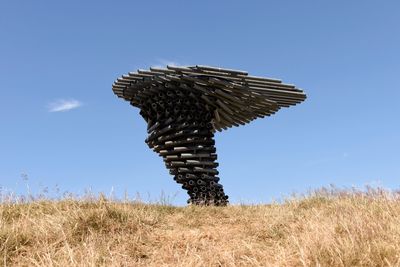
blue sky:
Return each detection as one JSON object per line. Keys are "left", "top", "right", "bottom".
{"left": 1, "top": 1, "right": 399, "bottom": 205}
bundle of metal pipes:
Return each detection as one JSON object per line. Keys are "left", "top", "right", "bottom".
{"left": 112, "top": 65, "right": 307, "bottom": 205}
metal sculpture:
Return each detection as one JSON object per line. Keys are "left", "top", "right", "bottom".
{"left": 112, "top": 65, "right": 306, "bottom": 205}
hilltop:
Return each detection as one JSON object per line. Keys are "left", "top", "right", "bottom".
{"left": 1, "top": 188, "right": 400, "bottom": 266}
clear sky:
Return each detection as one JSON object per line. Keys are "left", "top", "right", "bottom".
{"left": 1, "top": 1, "right": 399, "bottom": 205}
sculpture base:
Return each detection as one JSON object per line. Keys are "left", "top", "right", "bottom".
{"left": 143, "top": 88, "right": 228, "bottom": 206}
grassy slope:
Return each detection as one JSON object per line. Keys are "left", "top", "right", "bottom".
{"left": 1, "top": 188, "right": 400, "bottom": 266}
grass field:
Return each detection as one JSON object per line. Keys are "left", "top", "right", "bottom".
{"left": 1, "top": 187, "right": 400, "bottom": 266}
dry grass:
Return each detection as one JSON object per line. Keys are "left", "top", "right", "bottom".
{"left": 1, "top": 187, "right": 400, "bottom": 266}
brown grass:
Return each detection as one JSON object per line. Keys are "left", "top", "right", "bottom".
{"left": 1, "top": 187, "right": 400, "bottom": 266}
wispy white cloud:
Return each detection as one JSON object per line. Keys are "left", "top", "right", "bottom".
{"left": 153, "top": 59, "right": 184, "bottom": 68}
{"left": 48, "top": 99, "right": 82, "bottom": 112}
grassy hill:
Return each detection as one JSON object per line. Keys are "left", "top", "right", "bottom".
{"left": 1, "top": 187, "right": 400, "bottom": 266}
